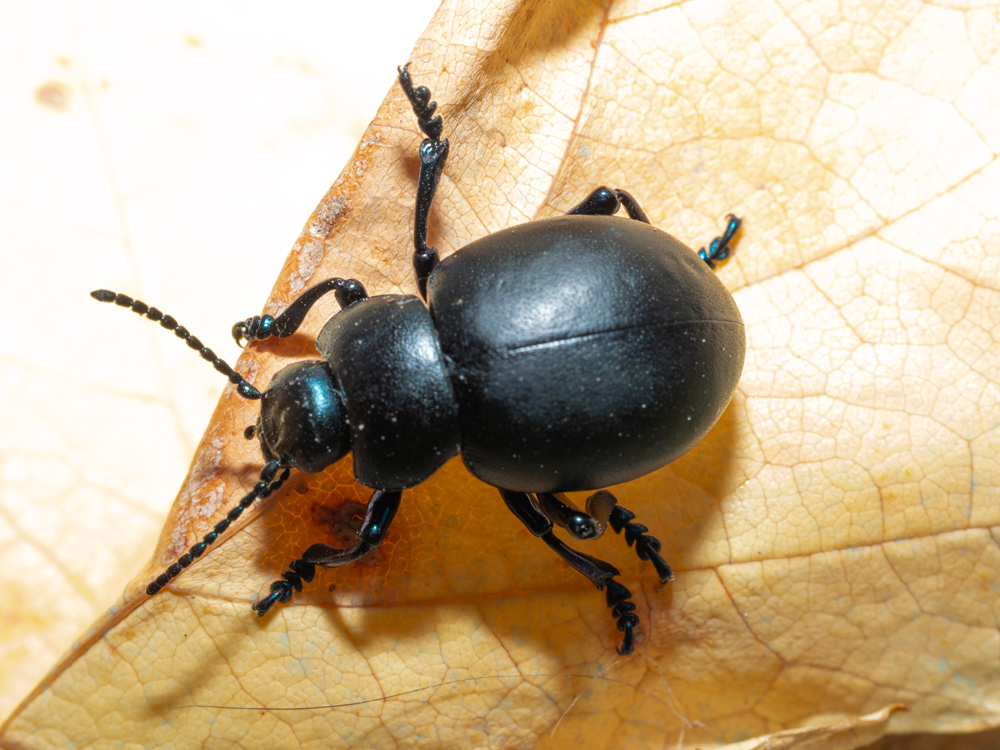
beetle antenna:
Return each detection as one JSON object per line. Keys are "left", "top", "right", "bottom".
{"left": 145, "top": 460, "right": 292, "bottom": 596}
{"left": 91, "top": 289, "right": 262, "bottom": 400}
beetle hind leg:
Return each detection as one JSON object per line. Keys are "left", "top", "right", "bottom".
{"left": 566, "top": 186, "right": 650, "bottom": 223}
{"left": 500, "top": 489, "right": 620, "bottom": 585}
{"left": 698, "top": 214, "right": 742, "bottom": 270}
{"left": 607, "top": 502, "right": 675, "bottom": 584}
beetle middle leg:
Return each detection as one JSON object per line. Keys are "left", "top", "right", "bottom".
{"left": 535, "top": 490, "right": 614, "bottom": 540}
{"left": 566, "top": 186, "right": 650, "bottom": 223}
{"left": 398, "top": 63, "right": 449, "bottom": 300}
{"left": 251, "top": 488, "right": 403, "bottom": 615}
{"left": 539, "top": 490, "right": 674, "bottom": 585}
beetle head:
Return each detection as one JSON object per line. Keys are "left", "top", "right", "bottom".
{"left": 256, "top": 360, "right": 350, "bottom": 474}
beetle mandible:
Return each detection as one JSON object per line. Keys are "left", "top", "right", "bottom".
{"left": 93, "top": 64, "right": 745, "bottom": 655}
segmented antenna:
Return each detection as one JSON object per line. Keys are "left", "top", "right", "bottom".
{"left": 90, "top": 289, "right": 262, "bottom": 399}
{"left": 145, "top": 460, "right": 291, "bottom": 596}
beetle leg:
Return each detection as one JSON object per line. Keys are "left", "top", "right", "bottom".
{"left": 500, "top": 489, "right": 619, "bottom": 586}
{"left": 566, "top": 186, "right": 650, "bottom": 224}
{"left": 608, "top": 503, "right": 675, "bottom": 585}
{"left": 398, "top": 63, "right": 449, "bottom": 300}
{"left": 536, "top": 493, "right": 665, "bottom": 630}
{"left": 566, "top": 186, "right": 619, "bottom": 215}
{"left": 583, "top": 489, "right": 618, "bottom": 531}
{"left": 231, "top": 278, "right": 368, "bottom": 347}
{"left": 536, "top": 492, "right": 607, "bottom": 540}
{"left": 251, "top": 489, "right": 403, "bottom": 616}
{"left": 606, "top": 579, "right": 640, "bottom": 655}
{"left": 698, "top": 214, "right": 742, "bottom": 270}
{"left": 614, "top": 190, "right": 651, "bottom": 223}
{"left": 500, "top": 489, "right": 643, "bottom": 654}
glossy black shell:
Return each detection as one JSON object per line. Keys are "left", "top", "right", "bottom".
{"left": 426, "top": 214, "right": 745, "bottom": 493}
{"left": 315, "top": 295, "right": 460, "bottom": 490}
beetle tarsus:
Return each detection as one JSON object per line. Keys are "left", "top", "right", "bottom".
{"left": 251, "top": 585, "right": 284, "bottom": 616}
{"left": 398, "top": 63, "right": 443, "bottom": 141}
{"left": 232, "top": 315, "right": 274, "bottom": 347}
{"left": 252, "top": 558, "right": 316, "bottom": 616}
{"left": 607, "top": 579, "right": 639, "bottom": 655}
{"left": 609, "top": 505, "right": 674, "bottom": 584}
{"left": 699, "top": 213, "right": 742, "bottom": 269}
{"left": 618, "top": 625, "right": 635, "bottom": 656}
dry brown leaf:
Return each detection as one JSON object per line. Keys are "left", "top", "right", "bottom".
{"left": 3, "top": 0, "right": 1000, "bottom": 748}
{"left": 726, "top": 705, "right": 907, "bottom": 750}
{"left": 0, "top": 0, "right": 441, "bottom": 728}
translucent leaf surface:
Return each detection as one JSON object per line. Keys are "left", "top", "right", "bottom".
{"left": 0, "top": 0, "right": 440, "bottom": 726}
{"left": 3, "top": 0, "right": 1000, "bottom": 748}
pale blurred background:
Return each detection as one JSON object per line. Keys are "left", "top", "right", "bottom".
{"left": 0, "top": 0, "right": 441, "bottom": 720}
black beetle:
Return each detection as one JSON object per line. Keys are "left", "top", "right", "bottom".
{"left": 93, "top": 64, "right": 745, "bottom": 655}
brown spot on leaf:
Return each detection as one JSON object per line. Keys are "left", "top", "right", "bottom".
{"left": 34, "top": 81, "right": 70, "bottom": 112}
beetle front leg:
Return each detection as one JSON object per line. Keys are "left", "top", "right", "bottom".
{"left": 566, "top": 186, "right": 650, "bottom": 223}
{"left": 232, "top": 277, "right": 368, "bottom": 347}
{"left": 251, "top": 488, "right": 403, "bottom": 615}
{"left": 398, "top": 63, "right": 449, "bottom": 300}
